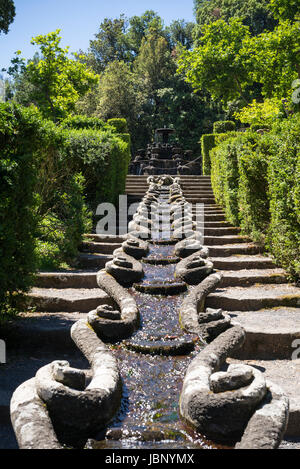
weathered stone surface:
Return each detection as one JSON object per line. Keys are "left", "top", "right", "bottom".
{"left": 52, "top": 361, "right": 86, "bottom": 390}
{"left": 206, "top": 284, "right": 300, "bottom": 311}
{"left": 27, "top": 288, "right": 110, "bottom": 313}
{"left": 124, "top": 333, "right": 195, "bottom": 356}
{"left": 33, "top": 320, "right": 122, "bottom": 447}
{"left": 105, "top": 251, "right": 144, "bottom": 286}
{"left": 122, "top": 237, "right": 149, "bottom": 259}
{"left": 176, "top": 252, "right": 213, "bottom": 285}
{"left": 10, "top": 378, "right": 62, "bottom": 449}
{"left": 175, "top": 240, "right": 208, "bottom": 259}
{"left": 94, "top": 270, "right": 140, "bottom": 340}
{"left": 210, "top": 364, "right": 254, "bottom": 393}
{"left": 228, "top": 357, "right": 300, "bottom": 438}
{"left": 179, "top": 272, "right": 230, "bottom": 341}
{"left": 229, "top": 308, "right": 300, "bottom": 359}
{"left": 235, "top": 381, "right": 289, "bottom": 449}
{"left": 95, "top": 304, "right": 121, "bottom": 320}
{"left": 134, "top": 280, "right": 187, "bottom": 295}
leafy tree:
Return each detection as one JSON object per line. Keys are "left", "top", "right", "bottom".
{"left": 77, "top": 60, "right": 149, "bottom": 150}
{"left": 0, "top": 0, "right": 15, "bottom": 35}
{"left": 82, "top": 16, "right": 131, "bottom": 73}
{"left": 243, "top": 20, "right": 300, "bottom": 99}
{"left": 135, "top": 31, "right": 175, "bottom": 95}
{"left": 127, "top": 10, "right": 165, "bottom": 54}
{"left": 166, "top": 20, "right": 195, "bottom": 50}
{"left": 178, "top": 19, "right": 252, "bottom": 105}
{"left": 194, "top": 0, "right": 277, "bottom": 36}
{"left": 269, "top": 0, "right": 299, "bottom": 21}
{"left": 15, "top": 30, "right": 98, "bottom": 121}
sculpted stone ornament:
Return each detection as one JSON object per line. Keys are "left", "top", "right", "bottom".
{"left": 11, "top": 320, "right": 122, "bottom": 448}
{"left": 180, "top": 326, "right": 289, "bottom": 448}
{"left": 122, "top": 237, "right": 149, "bottom": 259}
{"left": 105, "top": 253, "right": 144, "bottom": 286}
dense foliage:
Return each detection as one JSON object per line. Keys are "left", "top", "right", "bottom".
{"left": 75, "top": 11, "right": 219, "bottom": 154}
{"left": 210, "top": 115, "right": 300, "bottom": 277}
{"left": 9, "top": 30, "right": 98, "bottom": 121}
{"left": 213, "top": 121, "right": 236, "bottom": 133}
{"left": 0, "top": 0, "right": 15, "bottom": 35}
{"left": 0, "top": 103, "right": 130, "bottom": 311}
{"left": 194, "top": 0, "right": 277, "bottom": 36}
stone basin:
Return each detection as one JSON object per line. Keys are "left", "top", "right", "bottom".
{"left": 134, "top": 280, "right": 187, "bottom": 295}
{"left": 124, "top": 333, "right": 196, "bottom": 356}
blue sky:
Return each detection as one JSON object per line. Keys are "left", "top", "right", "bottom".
{"left": 0, "top": 0, "right": 195, "bottom": 72}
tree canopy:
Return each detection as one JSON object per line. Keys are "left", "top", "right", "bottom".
{"left": 0, "top": 0, "right": 15, "bottom": 35}
{"left": 194, "top": 0, "right": 277, "bottom": 36}
{"left": 13, "top": 30, "right": 98, "bottom": 121}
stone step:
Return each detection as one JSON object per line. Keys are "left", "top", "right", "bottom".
{"left": 125, "top": 183, "right": 213, "bottom": 188}
{"left": 212, "top": 255, "right": 276, "bottom": 270}
{"left": 227, "top": 356, "right": 300, "bottom": 437}
{"left": 77, "top": 253, "right": 112, "bottom": 269}
{"left": 84, "top": 234, "right": 126, "bottom": 243}
{"left": 203, "top": 214, "right": 226, "bottom": 221}
{"left": 35, "top": 271, "right": 98, "bottom": 289}
{"left": 27, "top": 288, "right": 111, "bottom": 313}
{"left": 207, "top": 243, "right": 262, "bottom": 257}
{"left": 229, "top": 307, "right": 300, "bottom": 359}
{"left": 186, "top": 198, "right": 216, "bottom": 204}
{"left": 80, "top": 241, "right": 121, "bottom": 254}
{"left": 206, "top": 284, "right": 300, "bottom": 311}
{"left": 194, "top": 209, "right": 224, "bottom": 214}
{"left": 125, "top": 190, "right": 215, "bottom": 197}
{"left": 204, "top": 226, "right": 240, "bottom": 234}
{"left": 218, "top": 268, "right": 288, "bottom": 287}
{"left": 192, "top": 205, "right": 222, "bottom": 210}
{"left": 126, "top": 176, "right": 211, "bottom": 180}
{"left": 203, "top": 235, "right": 251, "bottom": 245}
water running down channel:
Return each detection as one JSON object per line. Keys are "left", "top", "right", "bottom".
{"left": 88, "top": 193, "right": 229, "bottom": 450}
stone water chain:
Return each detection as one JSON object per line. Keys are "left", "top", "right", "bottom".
{"left": 11, "top": 176, "right": 289, "bottom": 449}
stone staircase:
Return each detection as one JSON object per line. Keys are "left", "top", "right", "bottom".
{"left": 23, "top": 175, "right": 300, "bottom": 438}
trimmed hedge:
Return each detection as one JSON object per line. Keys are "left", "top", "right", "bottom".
{"left": 0, "top": 103, "right": 131, "bottom": 310}
{"left": 213, "top": 120, "right": 236, "bottom": 133}
{"left": 62, "top": 116, "right": 131, "bottom": 206}
{"left": 61, "top": 115, "right": 108, "bottom": 131}
{"left": 0, "top": 105, "right": 38, "bottom": 309}
{"left": 201, "top": 131, "right": 237, "bottom": 175}
{"left": 201, "top": 134, "right": 216, "bottom": 175}
{"left": 107, "top": 118, "right": 129, "bottom": 134}
{"left": 210, "top": 115, "right": 300, "bottom": 278}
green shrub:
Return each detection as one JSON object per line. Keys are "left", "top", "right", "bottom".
{"left": 0, "top": 104, "right": 39, "bottom": 309}
{"left": 250, "top": 123, "right": 271, "bottom": 132}
{"left": 63, "top": 128, "right": 130, "bottom": 207}
{"left": 0, "top": 103, "right": 132, "bottom": 312}
{"left": 201, "top": 134, "right": 215, "bottom": 175}
{"left": 210, "top": 136, "right": 240, "bottom": 226}
{"left": 210, "top": 114, "right": 300, "bottom": 278}
{"left": 213, "top": 120, "right": 236, "bottom": 133}
{"left": 35, "top": 173, "right": 92, "bottom": 270}
{"left": 201, "top": 131, "right": 238, "bottom": 175}
{"left": 266, "top": 116, "right": 300, "bottom": 277}
{"left": 107, "top": 118, "right": 129, "bottom": 134}
{"left": 61, "top": 115, "right": 108, "bottom": 131}
{"left": 237, "top": 134, "right": 270, "bottom": 242}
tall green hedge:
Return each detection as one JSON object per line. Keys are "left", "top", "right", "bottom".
{"left": 210, "top": 115, "right": 300, "bottom": 278}
{"left": 0, "top": 103, "right": 131, "bottom": 310}
{"left": 201, "top": 131, "right": 237, "bottom": 175}
{"left": 63, "top": 116, "right": 131, "bottom": 206}
{"left": 0, "top": 104, "right": 38, "bottom": 309}
{"left": 213, "top": 120, "right": 236, "bottom": 133}
{"left": 107, "top": 118, "right": 129, "bottom": 134}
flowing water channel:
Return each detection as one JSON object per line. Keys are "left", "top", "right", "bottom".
{"left": 88, "top": 194, "right": 229, "bottom": 450}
